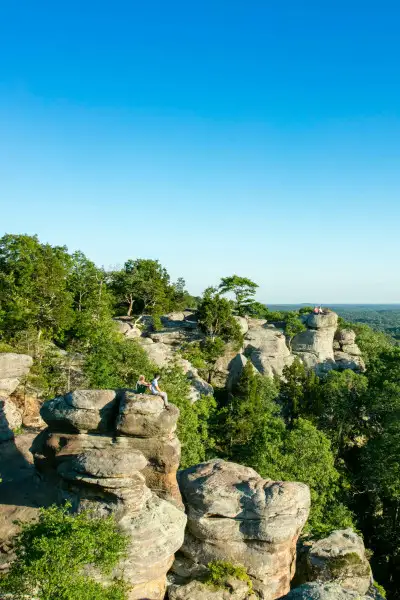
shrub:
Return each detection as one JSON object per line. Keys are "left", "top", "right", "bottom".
{"left": 206, "top": 560, "right": 252, "bottom": 592}
{"left": 0, "top": 504, "right": 129, "bottom": 600}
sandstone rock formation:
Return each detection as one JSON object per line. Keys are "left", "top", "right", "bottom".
{"left": 174, "top": 459, "right": 310, "bottom": 599}
{"left": 334, "top": 329, "right": 366, "bottom": 372}
{"left": 169, "top": 578, "right": 256, "bottom": 600}
{"left": 292, "top": 312, "right": 338, "bottom": 369}
{"left": 0, "top": 353, "right": 33, "bottom": 396}
{"left": 244, "top": 321, "right": 294, "bottom": 377}
{"left": 32, "top": 391, "right": 187, "bottom": 599}
{"left": 306, "top": 529, "right": 372, "bottom": 594}
{"left": 0, "top": 353, "right": 33, "bottom": 441}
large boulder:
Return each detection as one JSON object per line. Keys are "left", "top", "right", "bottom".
{"left": 175, "top": 459, "right": 310, "bottom": 599}
{"left": 116, "top": 393, "right": 179, "bottom": 438}
{"left": 306, "top": 312, "right": 339, "bottom": 330}
{"left": 307, "top": 529, "right": 372, "bottom": 594}
{"left": 0, "top": 353, "right": 33, "bottom": 395}
{"left": 40, "top": 390, "right": 118, "bottom": 433}
{"left": 244, "top": 324, "right": 294, "bottom": 377}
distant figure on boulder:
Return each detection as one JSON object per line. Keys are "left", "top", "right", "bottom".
{"left": 150, "top": 373, "right": 170, "bottom": 409}
{"left": 318, "top": 305, "right": 324, "bottom": 314}
{"left": 313, "top": 306, "right": 319, "bottom": 314}
{"left": 135, "top": 375, "right": 150, "bottom": 394}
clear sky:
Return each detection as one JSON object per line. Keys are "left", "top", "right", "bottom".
{"left": 1, "top": 1, "right": 399, "bottom": 303}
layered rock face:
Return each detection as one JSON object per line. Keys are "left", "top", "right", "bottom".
{"left": 0, "top": 352, "right": 33, "bottom": 441}
{"left": 32, "top": 390, "right": 187, "bottom": 600}
{"left": 173, "top": 459, "right": 310, "bottom": 599}
{"left": 292, "top": 312, "right": 338, "bottom": 369}
{"left": 244, "top": 321, "right": 294, "bottom": 377}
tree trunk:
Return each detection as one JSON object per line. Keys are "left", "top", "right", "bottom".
{"left": 127, "top": 297, "right": 133, "bottom": 316}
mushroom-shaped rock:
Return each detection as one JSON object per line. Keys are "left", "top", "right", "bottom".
{"left": 116, "top": 393, "right": 179, "bottom": 438}
{"left": 40, "top": 390, "right": 117, "bottom": 433}
{"left": 307, "top": 529, "right": 372, "bottom": 594}
{"left": 176, "top": 459, "right": 310, "bottom": 599}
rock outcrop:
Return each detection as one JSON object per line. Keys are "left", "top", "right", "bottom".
{"left": 334, "top": 329, "right": 366, "bottom": 372}
{"left": 32, "top": 390, "right": 187, "bottom": 599}
{"left": 292, "top": 312, "right": 338, "bottom": 369}
{"left": 306, "top": 529, "right": 372, "bottom": 594}
{"left": 173, "top": 459, "right": 310, "bottom": 599}
{"left": 0, "top": 353, "right": 33, "bottom": 441}
{"left": 169, "top": 577, "right": 256, "bottom": 600}
{"left": 244, "top": 321, "right": 294, "bottom": 377}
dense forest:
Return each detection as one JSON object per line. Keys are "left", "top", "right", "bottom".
{"left": 1, "top": 234, "right": 400, "bottom": 598}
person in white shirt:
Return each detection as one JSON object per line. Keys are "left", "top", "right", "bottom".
{"left": 150, "top": 373, "right": 170, "bottom": 409}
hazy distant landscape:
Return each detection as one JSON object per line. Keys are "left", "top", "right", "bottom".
{"left": 270, "top": 304, "right": 400, "bottom": 340}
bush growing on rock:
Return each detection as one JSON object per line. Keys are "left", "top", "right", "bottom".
{"left": 0, "top": 504, "right": 129, "bottom": 600}
{"left": 206, "top": 560, "right": 253, "bottom": 593}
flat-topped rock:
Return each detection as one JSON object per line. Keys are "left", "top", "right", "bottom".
{"left": 306, "top": 312, "right": 339, "bottom": 330}
{"left": 0, "top": 352, "right": 33, "bottom": 395}
{"left": 283, "top": 583, "right": 366, "bottom": 599}
{"left": 116, "top": 393, "right": 180, "bottom": 438}
{"left": 40, "top": 390, "right": 117, "bottom": 433}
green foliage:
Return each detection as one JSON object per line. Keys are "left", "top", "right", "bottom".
{"left": 284, "top": 311, "right": 306, "bottom": 346}
{"left": 266, "top": 418, "right": 355, "bottom": 536}
{"left": 0, "top": 234, "right": 74, "bottom": 342}
{"left": 280, "top": 358, "right": 320, "bottom": 425}
{"left": 219, "top": 275, "right": 258, "bottom": 316}
{"left": 161, "top": 365, "right": 216, "bottom": 467}
{"left": 0, "top": 504, "right": 129, "bottom": 600}
{"left": 110, "top": 258, "right": 171, "bottom": 318}
{"left": 197, "top": 287, "right": 243, "bottom": 345}
{"left": 298, "top": 306, "right": 314, "bottom": 315}
{"left": 206, "top": 560, "right": 252, "bottom": 592}
{"left": 373, "top": 581, "right": 387, "bottom": 598}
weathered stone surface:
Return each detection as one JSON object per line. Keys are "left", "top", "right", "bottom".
{"left": 334, "top": 352, "right": 366, "bottom": 372}
{"left": 283, "top": 582, "right": 364, "bottom": 599}
{"left": 244, "top": 325, "right": 294, "bottom": 377}
{"left": 31, "top": 389, "right": 186, "bottom": 600}
{"left": 0, "top": 353, "right": 33, "bottom": 382}
{"left": 40, "top": 390, "right": 117, "bottom": 433}
{"left": 168, "top": 578, "right": 255, "bottom": 600}
{"left": 341, "top": 343, "right": 362, "bottom": 356}
{"left": 306, "top": 312, "right": 339, "bottom": 330}
{"left": 234, "top": 316, "right": 249, "bottom": 335}
{"left": 113, "top": 319, "right": 141, "bottom": 338}
{"left": 335, "top": 330, "right": 357, "bottom": 345}
{"left": 292, "top": 329, "right": 335, "bottom": 362}
{"left": 116, "top": 393, "right": 179, "bottom": 438}
{"left": 0, "top": 397, "right": 22, "bottom": 441}
{"left": 177, "top": 459, "right": 310, "bottom": 599}
{"left": 307, "top": 529, "right": 372, "bottom": 594}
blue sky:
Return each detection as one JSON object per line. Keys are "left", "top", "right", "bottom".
{"left": 1, "top": 1, "right": 399, "bottom": 303}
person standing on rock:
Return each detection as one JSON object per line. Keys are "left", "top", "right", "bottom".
{"left": 150, "top": 373, "right": 170, "bottom": 409}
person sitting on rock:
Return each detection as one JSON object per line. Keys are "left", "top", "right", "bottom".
{"left": 135, "top": 375, "right": 150, "bottom": 394}
{"left": 313, "top": 306, "right": 319, "bottom": 314}
{"left": 150, "top": 373, "right": 170, "bottom": 409}
{"left": 318, "top": 306, "right": 324, "bottom": 314}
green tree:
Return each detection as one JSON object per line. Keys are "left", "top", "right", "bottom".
{"left": 280, "top": 358, "right": 320, "bottom": 425}
{"left": 110, "top": 259, "right": 171, "bottom": 319}
{"left": 0, "top": 504, "right": 128, "bottom": 600}
{"left": 219, "top": 275, "right": 258, "bottom": 316}
{"left": 0, "top": 234, "right": 74, "bottom": 343}
{"left": 284, "top": 311, "right": 306, "bottom": 349}
{"left": 197, "top": 287, "right": 242, "bottom": 345}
